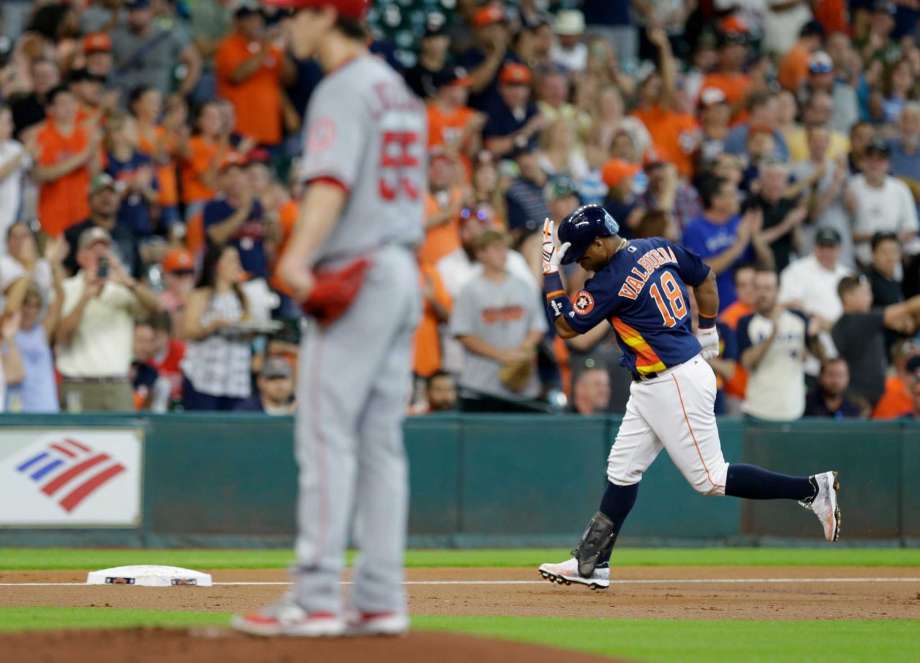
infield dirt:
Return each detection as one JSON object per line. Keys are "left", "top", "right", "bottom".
{"left": 2, "top": 566, "right": 920, "bottom": 620}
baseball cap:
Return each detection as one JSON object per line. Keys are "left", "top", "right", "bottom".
{"left": 260, "top": 0, "right": 369, "bottom": 21}
{"left": 547, "top": 174, "right": 579, "bottom": 200}
{"left": 218, "top": 151, "right": 248, "bottom": 172}
{"left": 500, "top": 62, "right": 532, "bottom": 86}
{"left": 260, "top": 357, "right": 293, "bottom": 380}
{"left": 814, "top": 227, "right": 842, "bottom": 246}
{"left": 434, "top": 66, "right": 472, "bottom": 90}
{"left": 472, "top": 4, "right": 505, "bottom": 28}
{"left": 124, "top": 0, "right": 151, "bottom": 10}
{"left": 553, "top": 9, "right": 585, "bottom": 36}
{"left": 699, "top": 87, "right": 728, "bottom": 108}
{"left": 865, "top": 137, "right": 891, "bottom": 158}
{"left": 601, "top": 159, "right": 641, "bottom": 188}
{"left": 78, "top": 226, "right": 112, "bottom": 251}
{"left": 90, "top": 173, "right": 119, "bottom": 195}
{"left": 523, "top": 12, "right": 551, "bottom": 31}
{"left": 82, "top": 32, "right": 112, "bottom": 54}
{"left": 162, "top": 248, "right": 195, "bottom": 274}
{"left": 809, "top": 51, "right": 834, "bottom": 75}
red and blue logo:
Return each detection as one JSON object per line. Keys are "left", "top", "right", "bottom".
{"left": 14, "top": 438, "right": 126, "bottom": 513}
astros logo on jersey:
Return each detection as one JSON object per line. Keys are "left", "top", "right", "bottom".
{"left": 574, "top": 290, "right": 595, "bottom": 315}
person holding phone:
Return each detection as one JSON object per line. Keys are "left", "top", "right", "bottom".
{"left": 55, "top": 227, "right": 163, "bottom": 412}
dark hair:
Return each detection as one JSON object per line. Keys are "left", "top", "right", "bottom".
{"left": 148, "top": 310, "right": 173, "bottom": 335}
{"left": 871, "top": 231, "right": 899, "bottom": 252}
{"left": 820, "top": 357, "right": 847, "bottom": 374}
{"left": 335, "top": 15, "right": 367, "bottom": 41}
{"left": 850, "top": 120, "right": 874, "bottom": 138}
{"left": 799, "top": 20, "right": 825, "bottom": 39}
{"left": 45, "top": 84, "right": 72, "bottom": 105}
{"left": 634, "top": 210, "right": 669, "bottom": 238}
{"left": 192, "top": 100, "right": 221, "bottom": 135}
{"left": 837, "top": 274, "right": 865, "bottom": 299}
{"left": 128, "top": 85, "right": 157, "bottom": 111}
{"left": 197, "top": 243, "right": 248, "bottom": 314}
{"left": 698, "top": 175, "right": 731, "bottom": 209}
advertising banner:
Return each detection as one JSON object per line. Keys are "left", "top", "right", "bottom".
{"left": 0, "top": 428, "right": 143, "bottom": 527}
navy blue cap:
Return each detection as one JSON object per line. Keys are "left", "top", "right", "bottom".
{"left": 557, "top": 204, "right": 620, "bottom": 265}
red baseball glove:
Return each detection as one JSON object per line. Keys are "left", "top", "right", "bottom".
{"left": 302, "top": 257, "right": 371, "bottom": 326}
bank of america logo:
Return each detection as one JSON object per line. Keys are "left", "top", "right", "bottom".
{"left": 15, "top": 438, "right": 126, "bottom": 513}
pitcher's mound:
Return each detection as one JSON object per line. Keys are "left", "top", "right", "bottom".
{"left": 0, "top": 628, "right": 628, "bottom": 663}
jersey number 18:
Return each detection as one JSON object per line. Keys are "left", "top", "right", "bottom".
{"left": 649, "top": 272, "right": 688, "bottom": 328}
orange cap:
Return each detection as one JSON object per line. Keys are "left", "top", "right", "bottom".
{"left": 719, "top": 15, "right": 749, "bottom": 35}
{"left": 162, "top": 248, "right": 195, "bottom": 273}
{"left": 601, "top": 159, "right": 640, "bottom": 188}
{"left": 473, "top": 4, "right": 504, "bottom": 28}
{"left": 83, "top": 32, "right": 112, "bottom": 54}
{"left": 500, "top": 62, "right": 532, "bottom": 86}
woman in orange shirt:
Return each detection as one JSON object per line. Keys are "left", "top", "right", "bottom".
{"left": 131, "top": 86, "right": 182, "bottom": 229}
{"left": 179, "top": 101, "right": 228, "bottom": 220}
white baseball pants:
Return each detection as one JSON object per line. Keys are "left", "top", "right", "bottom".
{"left": 607, "top": 354, "right": 729, "bottom": 496}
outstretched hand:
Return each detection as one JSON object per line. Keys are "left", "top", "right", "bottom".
{"left": 542, "top": 218, "right": 571, "bottom": 275}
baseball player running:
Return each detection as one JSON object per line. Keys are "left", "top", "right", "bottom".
{"left": 538, "top": 205, "right": 840, "bottom": 590}
{"left": 233, "top": 0, "right": 424, "bottom": 635}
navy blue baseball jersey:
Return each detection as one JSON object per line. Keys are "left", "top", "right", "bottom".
{"left": 565, "top": 238, "right": 711, "bottom": 378}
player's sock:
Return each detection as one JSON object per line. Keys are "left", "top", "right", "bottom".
{"left": 596, "top": 481, "right": 639, "bottom": 565}
{"left": 724, "top": 464, "right": 817, "bottom": 501}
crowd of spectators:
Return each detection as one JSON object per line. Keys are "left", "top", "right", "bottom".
{"left": 0, "top": 0, "right": 919, "bottom": 422}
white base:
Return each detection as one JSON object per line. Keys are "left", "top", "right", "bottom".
{"left": 86, "top": 565, "right": 212, "bottom": 587}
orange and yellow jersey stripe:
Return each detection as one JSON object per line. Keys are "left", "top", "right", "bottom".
{"left": 611, "top": 316, "right": 667, "bottom": 376}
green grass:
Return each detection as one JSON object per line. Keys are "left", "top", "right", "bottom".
{"left": 2, "top": 547, "right": 920, "bottom": 571}
{"left": 1, "top": 608, "right": 918, "bottom": 663}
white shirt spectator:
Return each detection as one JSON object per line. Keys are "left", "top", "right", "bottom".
{"left": 778, "top": 254, "right": 851, "bottom": 323}
{"left": 437, "top": 247, "right": 536, "bottom": 300}
{"left": 437, "top": 247, "right": 536, "bottom": 374}
{"left": 56, "top": 275, "right": 139, "bottom": 378}
{"left": 551, "top": 42, "right": 587, "bottom": 73}
{"left": 0, "top": 139, "right": 28, "bottom": 248}
{"left": 849, "top": 174, "right": 920, "bottom": 263}
{"left": 738, "top": 309, "right": 811, "bottom": 421}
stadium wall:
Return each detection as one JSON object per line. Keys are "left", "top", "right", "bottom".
{"left": 0, "top": 414, "right": 916, "bottom": 548}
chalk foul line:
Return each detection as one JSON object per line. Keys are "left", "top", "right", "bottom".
{"left": 2, "top": 577, "right": 920, "bottom": 588}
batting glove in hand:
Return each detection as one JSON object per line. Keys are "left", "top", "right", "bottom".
{"left": 696, "top": 327, "right": 720, "bottom": 360}
{"left": 542, "top": 218, "right": 570, "bottom": 274}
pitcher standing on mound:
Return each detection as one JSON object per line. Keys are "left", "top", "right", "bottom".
{"left": 233, "top": 0, "right": 425, "bottom": 637}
